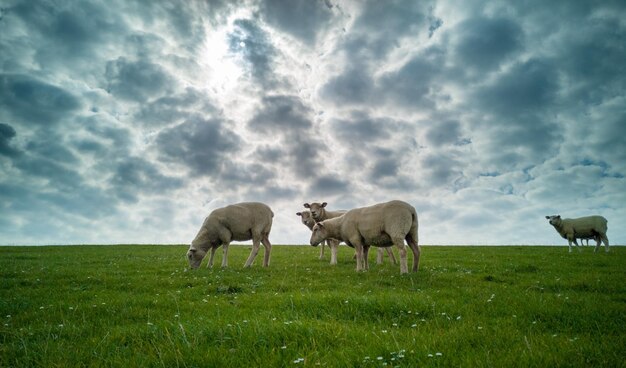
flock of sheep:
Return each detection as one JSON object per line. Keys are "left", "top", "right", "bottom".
{"left": 186, "top": 201, "right": 610, "bottom": 273}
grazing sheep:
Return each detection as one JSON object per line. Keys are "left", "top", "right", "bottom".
{"left": 310, "top": 200, "right": 420, "bottom": 274}
{"left": 296, "top": 210, "right": 339, "bottom": 260}
{"left": 303, "top": 202, "right": 398, "bottom": 265}
{"left": 187, "top": 202, "right": 274, "bottom": 269}
{"left": 545, "top": 215, "right": 609, "bottom": 253}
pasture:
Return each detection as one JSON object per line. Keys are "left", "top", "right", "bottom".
{"left": 1, "top": 245, "right": 624, "bottom": 367}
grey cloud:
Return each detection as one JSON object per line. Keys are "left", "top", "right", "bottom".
{"left": 0, "top": 123, "right": 20, "bottom": 157}
{"left": 320, "top": 68, "right": 374, "bottom": 106}
{"left": 476, "top": 58, "right": 558, "bottom": 115}
{"left": 454, "top": 17, "right": 523, "bottom": 72}
{"left": 421, "top": 153, "right": 462, "bottom": 186}
{"left": 378, "top": 49, "right": 444, "bottom": 109}
{"left": 14, "top": 156, "right": 84, "bottom": 190}
{"left": 248, "top": 95, "right": 313, "bottom": 132}
{"left": 105, "top": 57, "right": 175, "bottom": 102}
{"left": 260, "top": 0, "right": 333, "bottom": 45}
{"left": 228, "top": 19, "right": 279, "bottom": 88}
{"left": 351, "top": 0, "right": 430, "bottom": 55}
{"left": 156, "top": 116, "right": 241, "bottom": 177}
{"left": 0, "top": 74, "right": 81, "bottom": 125}
{"left": 247, "top": 95, "right": 323, "bottom": 178}
{"left": 309, "top": 175, "right": 350, "bottom": 196}
{"left": 110, "top": 157, "right": 184, "bottom": 203}
{"left": 425, "top": 120, "right": 462, "bottom": 146}
{"left": 136, "top": 88, "right": 215, "bottom": 127}
{"left": 331, "top": 112, "right": 391, "bottom": 142}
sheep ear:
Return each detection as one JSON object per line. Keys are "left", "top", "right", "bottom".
{"left": 556, "top": 215, "right": 561, "bottom": 219}
{"left": 296, "top": 212, "right": 302, "bottom": 216}
{"left": 317, "top": 222, "right": 325, "bottom": 228}
{"left": 303, "top": 203, "right": 310, "bottom": 208}
{"left": 545, "top": 216, "right": 550, "bottom": 219}
{"left": 322, "top": 202, "right": 327, "bottom": 207}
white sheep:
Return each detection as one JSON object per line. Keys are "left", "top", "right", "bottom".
{"left": 187, "top": 202, "right": 274, "bottom": 268}
{"left": 303, "top": 202, "right": 398, "bottom": 265}
{"left": 296, "top": 210, "right": 340, "bottom": 261}
{"left": 545, "top": 215, "right": 609, "bottom": 253}
{"left": 310, "top": 200, "right": 420, "bottom": 274}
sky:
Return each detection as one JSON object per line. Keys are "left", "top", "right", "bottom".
{"left": 1, "top": 0, "right": 625, "bottom": 246}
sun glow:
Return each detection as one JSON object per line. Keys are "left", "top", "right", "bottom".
{"left": 199, "top": 22, "right": 244, "bottom": 92}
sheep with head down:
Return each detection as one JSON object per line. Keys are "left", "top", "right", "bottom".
{"left": 187, "top": 202, "right": 274, "bottom": 269}
{"left": 310, "top": 200, "right": 419, "bottom": 274}
{"left": 545, "top": 215, "right": 609, "bottom": 253}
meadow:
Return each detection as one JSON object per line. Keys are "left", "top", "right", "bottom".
{"left": 0, "top": 244, "right": 624, "bottom": 367}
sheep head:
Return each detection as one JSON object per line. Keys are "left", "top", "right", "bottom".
{"left": 296, "top": 211, "right": 315, "bottom": 229}
{"left": 545, "top": 215, "right": 562, "bottom": 226}
{"left": 304, "top": 202, "right": 328, "bottom": 221}
{"left": 186, "top": 246, "right": 206, "bottom": 269}
{"left": 310, "top": 222, "right": 329, "bottom": 247}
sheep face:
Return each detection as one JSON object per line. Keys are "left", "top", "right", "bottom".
{"left": 310, "top": 223, "right": 328, "bottom": 247}
{"left": 296, "top": 211, "right": 315, "bottom": 228}
{"left": 186, "top": 247, "right": 206, "bottom": 269}
{"left": 546, "top": 215, "right": 562, "bottom": 226}
{"left": 304, "top": 202, "right": 327, "bottom": 221}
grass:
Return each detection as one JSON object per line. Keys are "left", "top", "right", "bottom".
{"left": 1, "top": 244, "right": 624, "bottom": 367}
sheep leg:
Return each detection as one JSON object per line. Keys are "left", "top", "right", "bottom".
{"left": 351, "top": 239, "right": 365, "bottom": 272}
{"left": 363, "top": 245, "right": 370, "bottom": 271}
{"left": 261, "top": 234, "right": 272, "bottom": 267}
{"left": 386, "top": 247, "right": 398, "bottom": 265}
{"left": 319, "top": 241, "right": 325, "bottom": 260}
{"left": 329, "top": 239, "right": 339, "bottom": 265}
{"left": 394, "top": 237, "right": 408, "bottom": 274}
{"left": 376, "top": 248, "right": 384, "bottom": 265}
{"left": 244, "top": 237, "right": 261, "bottom": 268}
{"left": 207, "top": 246, "right": 217, "bottom": 268}
{"left": 406, "top": 235, "right": 420, "bottom": 272}
{"left": 221, "top": 243, "right": 230, "bottom": 268}
{"left": 601, "top": 234, "right": 610, "bottom": 253}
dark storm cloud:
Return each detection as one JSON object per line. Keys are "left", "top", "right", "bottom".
{"left": 425, "top": 120, "right": 462, "bottom": 146}
{"left": 247, "top": 95, "right": 323, "bottom": 178}
{"left": 310, "top": 175, "right": 349, "bottom": 195}
{"left": 476, "top": 59, "right": 558, "bottom": 115}
{"left": 331, "top": 112, "right": 391, "bottom": 142}
{"left": 319, "top": 68, "right": 375, "bottom": 105}
{"left": 156, "top": 116, "right": 241, "bottom": 177}
{"left": 105, "top": 57, "right": 175, "bottom": 103}
{"left": 110, "top": 157, "right": 184, "bottom": 203}
{"left": 260, "top": 0, "right": 333, "bottom": 45}
{"left": 0, "top": 123, "right": 20, "bottom": 157}
{"left": 453, "top": 17, "right": 523, "bottom": 73}
{"left": 351, "top": 0, "right": 430, "bottom": 55}
{"left": 0, "top": 74, "right": 81, "bottom": 125}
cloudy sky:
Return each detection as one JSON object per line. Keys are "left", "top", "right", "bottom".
{"left": 1, "top": 0, "right": 625, "bottom": 246}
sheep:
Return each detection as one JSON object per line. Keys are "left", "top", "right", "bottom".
{"left": 310, "top": 200, "right": 420, "bottom": 274}
{"left": 187, "top": 202, "right": 274, "bottom": 269}
{"left": 303, "top": 202, "right": 398, "bottom": 265}
{"left": 296, "top": 210, "right": 340, "bottom": 261}
{"left": 545, "top": 215, "right": 609, "bottom": 253}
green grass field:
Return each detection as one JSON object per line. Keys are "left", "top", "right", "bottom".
{"left": 1, "top": 245, "right": 624, "bottom": 367}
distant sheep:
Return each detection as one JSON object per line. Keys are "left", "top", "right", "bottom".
{"left": 296, "top": 210, "right": 340, "bottom": 261}
{"left": 187, "top": 202, "right": 274, "bottom": 269}
{"left": 310, "top": 200, "right": 420, "bottom": 274}
{"left": 303, "top": 202, "right": 397, "bottom": 265}
{"left": 545, "top": 215, "right": 609, "bottom": 253}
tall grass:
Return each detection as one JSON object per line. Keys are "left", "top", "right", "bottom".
{"left": 1, "top": 245, "right": 624, "bottom": 367}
